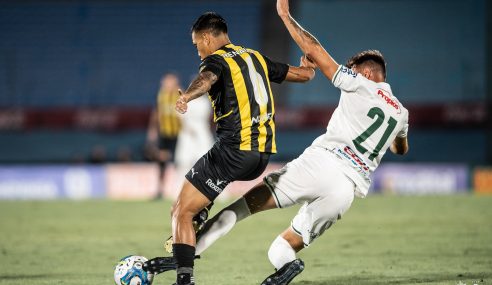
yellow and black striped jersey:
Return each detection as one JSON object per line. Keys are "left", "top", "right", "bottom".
{"left": 157, "top": 89, "right": 181, "bottom": 138}
{"left": 199, "top": 43, "right": 288, "bottom": 154}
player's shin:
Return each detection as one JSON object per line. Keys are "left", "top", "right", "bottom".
{"left": 260, "top": 232, "right": 305, "bottom": 285}
{"left": 195, "top": 197, "right": 251, "bottom": 255}
{"left": 268, "top": 235, "right": 297, "bottom": 269}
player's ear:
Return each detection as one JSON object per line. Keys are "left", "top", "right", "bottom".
{"left": 202, "top": 32, "right": 211, "bottom": 45}
{"left": 362, "top": 67, "right": 372, "bottom": 79}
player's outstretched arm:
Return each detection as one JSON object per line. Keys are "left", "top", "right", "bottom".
{"left": 277, "top": 0, "right": 339, "bottom": 81}
{"left": 175, "top": 71, "right": 218, "bottom": 114}
{"left": 390, "top": 136, "right": 409, "bottom": 155}
{"left": 285, "top": 55, "right": 316, "bottom": 82}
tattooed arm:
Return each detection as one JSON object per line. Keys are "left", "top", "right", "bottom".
{"left": 277, "top": 0, "right": 339, "bottom": 81}
{"left": 175, "top": 71, "right": 218, "bottom": 114}
{"left": 285, "top": 55, "right": 316, "bottom": 82}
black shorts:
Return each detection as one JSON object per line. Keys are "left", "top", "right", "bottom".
{"left": 185, "top": 141, "right": 271, "bottom": 201}
{"left": 159, "top": 136, "right": 177, "bottom": 152}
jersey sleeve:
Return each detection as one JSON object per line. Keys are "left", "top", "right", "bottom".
{"left": 397, "top": 110, "right": 409, "bottom": 138}
{"left": 331, "top": 65, "right": 362, "bottom": 92}
{"left": 263, "top": 55, "right": 289, "bottom": 83}
{"left": 199, "top": 55, "right": 223, "bottom": 77}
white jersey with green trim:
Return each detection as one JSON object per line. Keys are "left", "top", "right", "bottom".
{"left": 311, "top": 65, "right": 409, "bottom": 197}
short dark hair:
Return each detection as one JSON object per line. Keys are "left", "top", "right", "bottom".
{"left": 346, "top": 50, "right": 387, "bottom": 79}
{"left": 191, "top": 12, "right": 228, "bottom": 36}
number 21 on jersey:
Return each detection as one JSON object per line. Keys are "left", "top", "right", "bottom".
{"left": 352, "top": 107, "right": 397, "bottom": 161}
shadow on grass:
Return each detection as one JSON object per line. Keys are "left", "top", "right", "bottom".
{"left": 0, "top": 274, "right": 61, "bottom": 280}
{"left": 296, "top": 272, "right": 491, "bottom": 285}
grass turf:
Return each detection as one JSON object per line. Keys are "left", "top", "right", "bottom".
{"left": 0, "top": 195, "right": 491, "bottom": 285}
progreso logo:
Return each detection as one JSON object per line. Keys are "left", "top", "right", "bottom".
{"left": 377, "top": 89, "right": 401, "bottom": 113}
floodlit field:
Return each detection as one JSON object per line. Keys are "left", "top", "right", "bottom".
{"left": 1, "top": 195, "right": 491, "bottom": 285}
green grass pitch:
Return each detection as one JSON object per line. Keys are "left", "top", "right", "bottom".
{"left": 1, "top": 195, "right": 491, "bottom": 285}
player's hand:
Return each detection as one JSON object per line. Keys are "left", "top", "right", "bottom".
{"left": 300, "top": 55, "right": 316, "bottom": 69}
{"left": 276, "top": 0, "right": 290, "bottom": 18}
{"left": 175, "top": 89, "right": 188, "bottom": 114}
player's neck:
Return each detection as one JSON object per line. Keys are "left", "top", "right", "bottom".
{"left": 211, "top": 34, "right": 231, "bottom": 51}
{"left": 365, "top": 73, "right": 385, "bottom": 83}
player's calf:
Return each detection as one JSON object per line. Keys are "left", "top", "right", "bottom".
{"left": 165, "top": 204, "right": 213, "bottom": 253}
{"left": 260, "top": 259, "right": 304, "bottom": 285}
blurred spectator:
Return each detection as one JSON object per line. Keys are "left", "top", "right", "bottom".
{"left": 116, "top": 146, "right": 133, "bottom": 162}
{"left": 71, "top": 152, "right": 86, "bottom": 164}
{"left": 146, "top": 73, "right": 182, "bottom": 199}
{"left": 89, "top": 144, "right": 107, "bottom": 164}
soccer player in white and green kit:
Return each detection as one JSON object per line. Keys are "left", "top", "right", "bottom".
{"left": 144, "top": 1, "right": 409, "bottom": 284}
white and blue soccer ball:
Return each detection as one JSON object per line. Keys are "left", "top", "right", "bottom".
{"left": 114, "top": 255, "right": 154, "bottom": 285}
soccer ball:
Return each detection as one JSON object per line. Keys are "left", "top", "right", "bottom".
{"left": 114, "top": 255, "right": 154, "bottom": 285}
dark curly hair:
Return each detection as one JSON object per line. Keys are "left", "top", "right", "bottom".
{"left": 346, "top": 50, "right": 387, "bottom": 79}
{"left": 191, "top": 12, "right": 228, "bottom": 36}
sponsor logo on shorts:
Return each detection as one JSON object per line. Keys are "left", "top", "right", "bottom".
{"left": 335, "top": 146, "right": 370, "bottom": 177}
{"left": 205, "top": 178, "right": 226, "bottom": 193}
{"left": 309, "top": 230, "right": 321, "bottom": 244}
{"left": 190, "top": 168, "right": 198, "bottom": 178}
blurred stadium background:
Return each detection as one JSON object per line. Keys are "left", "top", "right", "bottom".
{"left": 0, "top": 0, "right": 491, "bottom": 199}
{"left": 1, "top": 1, "right": 492, "bottom": 285}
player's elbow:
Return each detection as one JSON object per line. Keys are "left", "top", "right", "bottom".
{"left": 396, "top": 147, "right": 409, "bottom": 155}
{"left": 390, "top": 144, "right": 409, "bottom": 155}
{"left": 390, "top": 137, "right": 408, "bottom": 155}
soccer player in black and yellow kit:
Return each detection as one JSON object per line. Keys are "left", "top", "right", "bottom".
{"left": 167, "top": 12, "right": 315, "bottom": 285}
{"left": 146, "top": 73, "right": 182, "bottom": 199}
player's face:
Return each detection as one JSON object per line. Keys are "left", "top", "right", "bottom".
{"left": 161, "top": 74, "right": 179, "bottom": 90}
{"left": 192, "top": 31, "right": 210, "bottom": 60}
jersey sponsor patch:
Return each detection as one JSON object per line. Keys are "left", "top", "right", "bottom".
{"left": 251, "top": 112, "right": 273, "bottom": 124}
{"left": 334, "top": 146, "right": 370, "bottom": 178}
{"left": 340, "top": 66, "right": 357, "bottom": 78}
{"left": 377, "top": 88, "right": 401, "bottom": 114}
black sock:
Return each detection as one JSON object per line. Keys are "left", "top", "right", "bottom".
{"left": 159, "top": 161, "right": 166, "bottom": 176}
{"left": 176, "top": 267, "right": 193, "bottom": 284}
{"left": 173, "top": 243, "right": 195, "bottom": 284}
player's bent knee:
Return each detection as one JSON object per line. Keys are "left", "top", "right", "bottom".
{"left": 170, "top": 202, "right": 177, "bottom": 217}
{"left": 171, "top": 204, "right": 195, "bottom": 223}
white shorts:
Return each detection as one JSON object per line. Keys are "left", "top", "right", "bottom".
{"left": 264, "top": 146, "right": 355, "bottom": 246}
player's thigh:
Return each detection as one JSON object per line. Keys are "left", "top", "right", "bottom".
{"left": 291, "top": 165, "right": 355, "bottom": 246}
{"left": 172, "top": 179, "right": 211, "bottom": 218}
{"left": 243, "top": 182, "right": 279, "bottom": 214}
{"left": 185, "top": 142, "right": 266, "bottom": 202}
{"left": 158, "top": 137, "right": 177, "bottom": 161}
{"left": 222, "top": 145, "right": 268, "bottom": 181}
{"left": 264, "top": 146, "right": 328, "bottom": 208}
